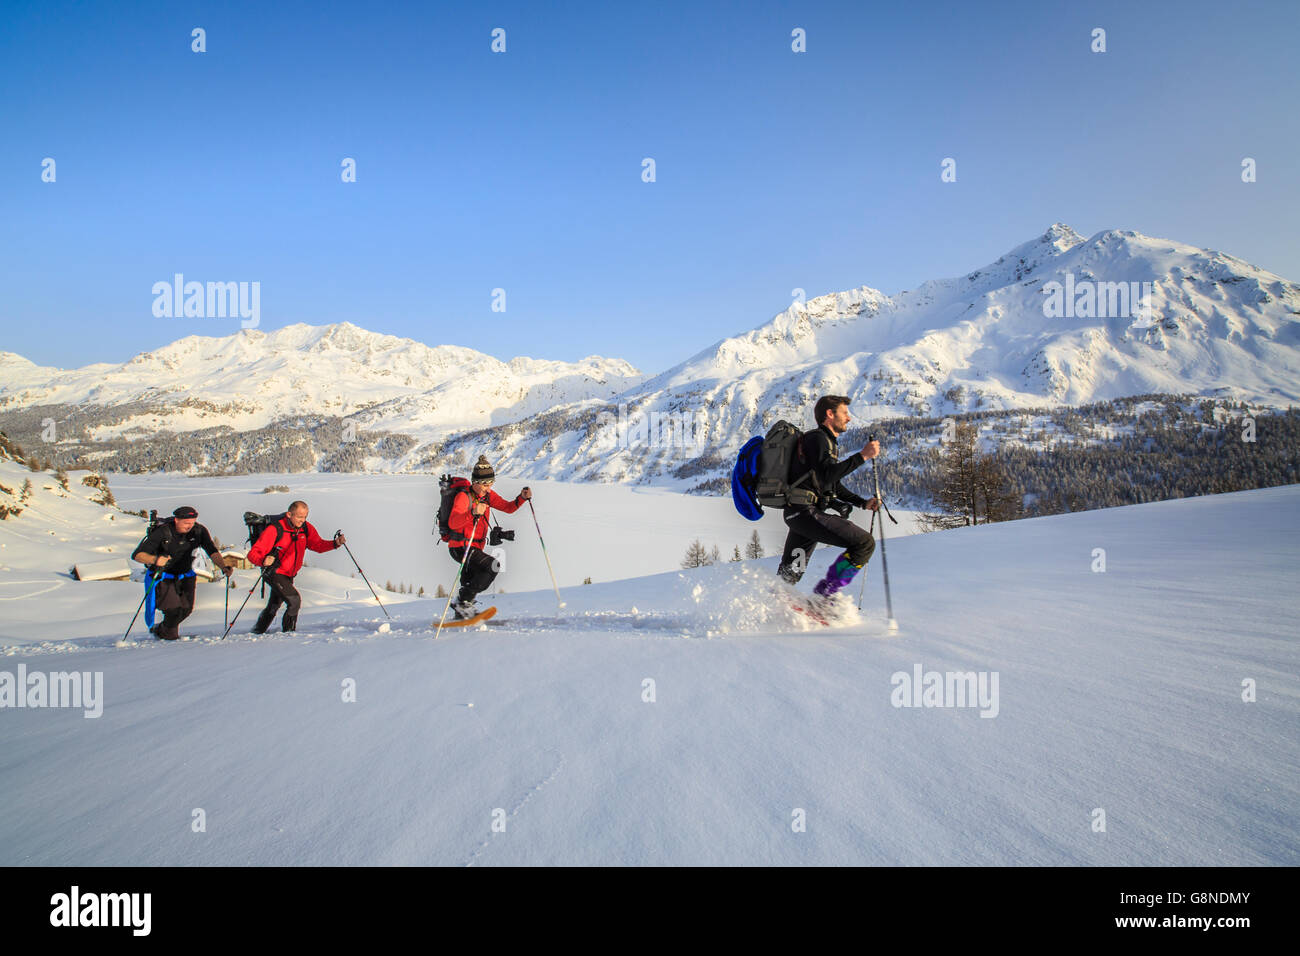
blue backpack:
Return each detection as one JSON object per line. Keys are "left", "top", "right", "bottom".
{"left": 732, "top": 421, "right": 814, "bottom": 521}
{"left": 731, "top": 436, "right": 765, "bottom": 521}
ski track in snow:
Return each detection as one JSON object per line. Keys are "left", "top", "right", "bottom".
{"left": 3, "top": 570, "right": 873, "bottom": 653}
{"left": 459, "top": 701, "right": 567, "bottom": 867}
{"left": 0, "top": 581, "right": 67, "bottom": 601}
{"left": 1, "top": 602, "right": 875, "bottom": 655}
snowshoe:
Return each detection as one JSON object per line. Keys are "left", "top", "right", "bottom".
{"left": 435, "top": 605, "right": 498, "bottom": 631}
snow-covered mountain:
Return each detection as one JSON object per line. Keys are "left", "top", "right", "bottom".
{"left": 3, "top": 225, "right": 1297, "bottom": 483}
{"left": 448, "top": 224, "right": 1300, "bottom": 483}
{"left": 0, "top": 322, "right": 643, "bottom": 439}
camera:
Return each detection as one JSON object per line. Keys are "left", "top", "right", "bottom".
{"left": 489, "top": 526, "right": 515, "bottom": 546}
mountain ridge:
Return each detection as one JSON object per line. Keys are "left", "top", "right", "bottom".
{"left": 3, "top": 225, "right": 1298, "bottom": 482}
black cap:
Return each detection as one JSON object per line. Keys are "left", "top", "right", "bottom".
{"left": 173, "top": 506, "right": 198, "bottom": 519}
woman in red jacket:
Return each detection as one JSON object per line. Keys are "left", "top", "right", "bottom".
{"left": 447, "top": 456, "right": 532, "bottom": 619}
{"left": 247, "top": 500, "right": 345, "bottom": 633}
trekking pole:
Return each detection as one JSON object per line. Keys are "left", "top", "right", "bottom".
{"left": 118, "top": 571, "right": 158, "bottom": 645}
{"left": 224, "top": 570, "right": 230, "bottom": 630}
{"left": 869, "top": 451, "right": 898, "bottom": 632}
{"left": 337, "top": 535, "right": 390, "bottom": 619}
{"left": 527, "top": 499, "right": 565, "bottom": 613}
{"left": 223, "top": 569, "right": 268, "bottom": 639}
{"left": 435, "top": 514, "right": 482, "bottom": 638}
{"left": 858, "top": 505, "right": 877, "bottom": 610}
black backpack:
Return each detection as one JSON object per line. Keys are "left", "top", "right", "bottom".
{"left": 134, "top": 509, "right": 175, "bottom": 558}
{"left": 753, "top": 421, "right": 817, "bottom": 509}
{"left": 436, "top": 475, "right": 474, "bottom": 543}
{"left": 244, "top": 511, "right": 309, "bottom": 593}
{"left": 244, "top": 512, "right": 287, "bottom": 552}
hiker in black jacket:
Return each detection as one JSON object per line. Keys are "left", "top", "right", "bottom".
{"left": 132, "top": 505, "right": 232, "bottom": 639}
{"left": 776, "top": 395, "right": 881, "bottom": 602}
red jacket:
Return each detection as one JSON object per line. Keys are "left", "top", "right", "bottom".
{"left": 448, "top": 488, "right": 524, "bottom": 550}
{"left": 248, "top": 517, "right": 338, "bottom": 577}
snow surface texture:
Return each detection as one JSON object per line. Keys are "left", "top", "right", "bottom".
{"left": 1, "top": 466, "right": 1295, "bottom": 865}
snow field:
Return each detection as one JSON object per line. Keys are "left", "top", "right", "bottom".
{"left": 1, "top": 474, "right": 1295, "bottom": 864}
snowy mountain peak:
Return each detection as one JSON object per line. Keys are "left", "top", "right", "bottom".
{"left": 446, "top": 224, "right": 1300, "bottom": 486}
{"left": 0, "top": 323, "right": 645, "bottom": 442}
{"left": 1043, "top": 221, "right": 1086, "bottom": 248}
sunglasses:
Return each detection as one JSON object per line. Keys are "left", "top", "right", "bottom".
{"left": 473, "top": 478, "right": 494, "bottom": 487}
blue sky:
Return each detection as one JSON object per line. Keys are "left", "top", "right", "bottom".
{"left": 2, "top": 0, "right": 1297, "bottom": 374}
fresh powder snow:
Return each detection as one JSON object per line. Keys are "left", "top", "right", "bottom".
{"left": 0, "top": 461, "right": 1294, "bottom": 865}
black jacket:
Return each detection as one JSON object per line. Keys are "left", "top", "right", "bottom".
{"left": 133, "top": 519, "right": 221, "bottom": 575}
{"left": 792, "top": 424, "right": 869, "bottom": 510}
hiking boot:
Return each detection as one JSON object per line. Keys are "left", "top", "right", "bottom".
{"left": 451, "top": 600, "right": 478, "bottom": 621}
{"left": 812, "top": 551, "right": 863, "bottom": 599}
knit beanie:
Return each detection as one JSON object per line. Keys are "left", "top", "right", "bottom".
{"left": 472, "top": 456, "right": 496, "bottom": 482}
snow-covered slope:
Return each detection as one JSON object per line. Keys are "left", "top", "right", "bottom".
{"left": 4, "top": 226, "right": 1297, "bottom": 487}
{"left": 458, "top": 225, "right": 1300, "bottom": 483}
{"left": 648, "top": 223, "right": 1300, "bottom": 412}
{"left": 1, "top": 471, "right": 1296, "bottom": 865}
{"left": 0, "top": 322, "right": 643, "bottom": 439}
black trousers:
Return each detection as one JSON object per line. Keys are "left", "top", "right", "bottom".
{"left": 153, "top": 576, "right": 197, "bottom": 639}
{"left": 448, "top": 546, "right": 499, "bottom": 603}
{"left": 254, "top": 572, "right": 302, "bottom": 633}
{"left": 778, "top": 507, "right": 875, "bottom": 583}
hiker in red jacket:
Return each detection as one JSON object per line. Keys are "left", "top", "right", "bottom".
{"left": 246, "top": 500, "right": 345, "bottom": 633}
{"left": 446, "top": 456, "right": 532, "bottom": 619}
